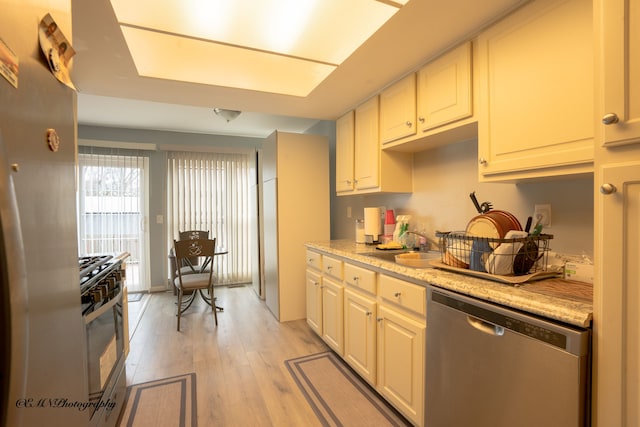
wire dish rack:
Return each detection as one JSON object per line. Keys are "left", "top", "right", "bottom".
{"left": 434, "top": 231, "right": 554, "bottom": 278}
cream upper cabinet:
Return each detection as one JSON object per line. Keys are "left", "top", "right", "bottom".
{"left": 380, "top": 74, "right": 417, "bottom": 144}
{"left": 599, "top": 0, "right": 640, "bottom": 146}
{"left": 354, "top": 96, "right": 381, "bottom": 191}
{"left": 477, "top": 0, "right": 594, "bottom": 182}
{"left": 335, "top": 111, "right": 355, "bottom": 193}
{"left": 417, "top": 41, "right": 472, "bottom": 132}
{"left": 593, "top": 0, "right": 640, "bottom": 425}
{"left": 336, "top": 96, "right": 412, "bottom": 195}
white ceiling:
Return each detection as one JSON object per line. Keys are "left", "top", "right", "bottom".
{"left": 71, "top": 0, "right": 527, "bottom": 138}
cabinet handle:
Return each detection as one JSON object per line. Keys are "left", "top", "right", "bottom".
{"left": 353, "top": 276, "right": 359, "bottom": 282}
{"left": 418, "top": 116, "right": 425, "bottom": 123}
{"left": 313, "top": 281, "right": 319, "bottom": 286}
{"left": 406, "top": 121, "right": 413, "bottom": 127}
{"left": 377, "top": 317, "right": 383, "bottom": 323}
{"left": 602, "top": 113, "right": 619, "bottom": 125}
{"left": 327, "top": 266, "right": 333, "bottom": 270}
{"left": 479, "top": 157, "right": 488, "bottom": 166}
{"left": 600, "top": 183, "right": 617, "bottom": 195}
{"left": 393, "top": 292, "right": 401, "bottom": 298}
{"left": 366, "top": 311, "right": 372, "bottom": 317}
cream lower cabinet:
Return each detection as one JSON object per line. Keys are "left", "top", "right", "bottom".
{"left": 477, "top": 0, "right": 594, "bottom": 182}
{"left": 305, "top": 269, "right": 322, "bottom": 336}
{"left": 377, "top": 275, "right": 426, "bottom": 427}
{"left": 343, "top": 262, "right": 378, "bottom": 386}
{"left": 321, "top": 277, "right": 344, "bottom": 355}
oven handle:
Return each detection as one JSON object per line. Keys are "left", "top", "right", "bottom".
{"left": 83, "top": 288, "right": 122, "bottom": 324}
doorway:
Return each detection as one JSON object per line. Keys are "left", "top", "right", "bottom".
{"left": 77, "top": 150, "right": 150, "bottom": 292}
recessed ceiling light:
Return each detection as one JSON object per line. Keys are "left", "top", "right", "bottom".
{"left": 110, "top": 0, "right": 407, "bottom": 96}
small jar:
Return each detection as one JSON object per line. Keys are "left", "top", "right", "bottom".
{"left": 355, "top": 219, "right": 366, "bottom": 243}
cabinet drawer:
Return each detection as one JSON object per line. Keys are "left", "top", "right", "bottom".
{"left": 379, "top": 275, "right": 426, "bottom": 316}
{"left": 344, "top": 263, "right": 376, "bottom": 295}
{"left": 323, "top": 256, "right": 343, "bottom": 280}
{"left": 306, "top": 250, "right": 322, "bottom": 271}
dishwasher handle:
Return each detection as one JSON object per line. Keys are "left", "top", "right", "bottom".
{"left": 467, "top": 315, "right": 505, "bottom": 336}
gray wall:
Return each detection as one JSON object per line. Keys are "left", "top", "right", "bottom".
{"left": 79, "top": 122, "right": 594, "bottom": 290}
{"left": 331, "top": 139, "right": 594, "bottom": 258}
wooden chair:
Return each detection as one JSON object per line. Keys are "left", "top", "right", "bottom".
{"left": 173, "top": 238, "right": 218, "bottom": 331}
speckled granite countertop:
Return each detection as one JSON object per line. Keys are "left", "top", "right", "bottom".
{"left": 305, "top": 240, "right": 593, "bottom": 328}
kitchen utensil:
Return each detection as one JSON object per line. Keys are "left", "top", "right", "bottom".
{"left": 480, "top": 201, "right": 493, "bottom": 213}
{"left": 524, "top": 216, "right": 533, "bottom": 233}
{"left": 469, "top": 192, "right": 482, "bottom": 213}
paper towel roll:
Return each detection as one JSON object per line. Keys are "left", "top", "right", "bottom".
{"left": 364, "top": 207, "right": 381, "bottom": 240}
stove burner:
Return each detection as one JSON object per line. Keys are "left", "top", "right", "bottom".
{"left": 79, "top": 255, "right": 113, "bottom": 279}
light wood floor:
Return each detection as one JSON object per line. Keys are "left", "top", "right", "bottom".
{"left": 124, "top": 285, "right": 329, "bottom": 426}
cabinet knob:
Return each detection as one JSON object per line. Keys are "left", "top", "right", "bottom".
{"left": 406, "top": 121, "right": 412, "bottom": 127}
{"left": 602, "top": 113, "right": 619, "bottom": 125}
{"left": 327, "top": 266, "right": 333, "bottom": 270}
{"left": 393, "top": 292, "right": 401, "bottom": 298}
{"left": 418, "top": 116, "right": 425, "bottom": 123}
{"left": 479, "top": 157, "right": 488, "bottom": 166}
{"left": 353, "top": 276, "right": 359, "bottom": 282}
{"left": 366, "top": 311, "right": 372, "bottom": 317}
{"left": 376, "top": 317, "right": 383, "bottom": 323}
{"left": 600, "top": 183, "right": 617, "bottom": 195}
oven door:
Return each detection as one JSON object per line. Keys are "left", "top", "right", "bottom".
{"left": 84, "top": 288, "right": 124, "bottom": 415}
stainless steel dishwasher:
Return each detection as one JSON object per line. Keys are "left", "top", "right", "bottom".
{"left": 425, "top": 286, "right": 590, "bottom": 427}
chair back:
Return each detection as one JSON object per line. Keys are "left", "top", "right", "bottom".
{"left": 177, "top": 230, "right": 210, "bottom": 266}
{"left": 173, "top": 238, "right": 216, "bottom": 280}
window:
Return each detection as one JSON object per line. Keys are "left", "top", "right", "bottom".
{"left": 167, "top": 151, "right": 252, "bottom": 285}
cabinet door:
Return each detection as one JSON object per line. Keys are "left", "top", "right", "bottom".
{"left": 344, "top": 289, "right": 377, "bottom": 385}
{"left": 595, "top": 162, "right": 640, "bottom": 427}
{"left": 305, "top": 269, "right": 322, "bottom": 336}
{"left": 322, "top": 277, "right": 344, "bottom": 355}
{"left": 417, "top": 41, "right": 472, "bottom": 131}
{"left": 477, "top": 0, "right": 593, "bottom": 181}
{"left": 380, "top": 74, "right": 417, "bottom": 144}
{"left": 600, "top": 0, "right": 640, "bottom": 146}
{"left": 377, "top": 305, "right": 425, "bottom": 426}
{"left": 354, "top": 96, "right": 380, "bottom": 190}
{"left": 336, "top": 111, "right": 355, "bottom": 193}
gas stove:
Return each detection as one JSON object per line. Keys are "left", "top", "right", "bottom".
{"left": 79, "top": 255, "right": 123, "bottom": 311}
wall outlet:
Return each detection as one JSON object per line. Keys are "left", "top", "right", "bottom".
{"left": 534, "top": 204, "right": 551, "bottom": 227}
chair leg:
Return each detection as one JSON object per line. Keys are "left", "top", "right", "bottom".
{"left": 176, "top": 288, "right": 183, "bottom": 331}
{"left": 210, "top": 286, "right": 218, "bottom": 326}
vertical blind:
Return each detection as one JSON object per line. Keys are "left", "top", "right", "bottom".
{"left": 167, "top": 151, "right": 252, "bottom": 285}
{"left": 77, "top": 147, "right": 149, "bottom": 291}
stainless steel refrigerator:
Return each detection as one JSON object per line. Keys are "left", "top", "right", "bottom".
{"left": 1, "top": 3, "right": 88, "bottom": 426}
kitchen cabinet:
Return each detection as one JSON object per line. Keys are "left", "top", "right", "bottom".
{"left": 344, "top": 288, "right": 377, "bottom": 384}
{"left": 380, "top": 74, "right": 417, "bottom": 144}
{"left": 377, "top": 304, "right": 425, "bottom": 427}
{"left": 322, "top": 276, "right": 344, "bottom": 355}
{"left": 599, "top": 0, "right": 640, "bottom": 147}
{"left": 343, "top": 263, "right": 378, "bottom": 385}
{"left": 335, "top": 111, "right": 355, "bottom": 192}
{"left": 376, "top": 274, "right": 426, "bottom": 427}
{"left": 336, "top": 96, "right": 412, "bottom": 195}
{"left": 417, "top": 41, "right": 472, "bottom": 133}
{"left": 305, "top": 268, "right": 323, "bottom": 336}
{"left": 262, "top": 131, "right": 329, "bottom": 322}
{"left": 593, "top": 0, "right": 640, "bottom": 425}
{"left": 477, "top": 0, "right": 594, "bottom": 182}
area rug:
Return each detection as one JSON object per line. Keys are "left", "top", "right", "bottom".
{"left": 127, "top": 293, "right": 143, "bottom": 302}
{"left": 285, "top": 352, "right": 411, "bottom": 427}
{"left": 118, "top": 373, "right": 197, "bottom": 427}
